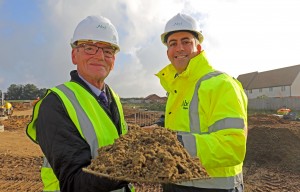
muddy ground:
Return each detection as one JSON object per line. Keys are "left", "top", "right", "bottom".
{"left": 0, "top": 105, "right": 299, "bottom": 192}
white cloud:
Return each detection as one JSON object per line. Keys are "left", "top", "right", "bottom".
{"left": 1, "top": 0, "right": 300, "bottom": 97}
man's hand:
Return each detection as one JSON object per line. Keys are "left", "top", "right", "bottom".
{"left": 177, "top": 134, "right": 184, "bottom": 147}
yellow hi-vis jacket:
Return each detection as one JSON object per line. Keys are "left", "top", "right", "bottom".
{"left": 27, "top": 82, "right": 132, "bottom": 192}
{"left": 156, "top": 51, "right": 248, "bottom": 189}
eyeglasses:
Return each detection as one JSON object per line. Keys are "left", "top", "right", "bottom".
{"left": 76, "top": 44, "right": 115, "bottom": 58}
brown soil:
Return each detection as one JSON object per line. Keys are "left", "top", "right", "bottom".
{"left": 0, "top": 113, "right": 43, "bottom": 192}
{"left": 0, "top": 105, "right": 299, "bottom": 192}
{"left": 85, "top": 125, "right": 208, "bottom": 183}
{"left": 244, "top": 114, "right": 300, "bottom": 192}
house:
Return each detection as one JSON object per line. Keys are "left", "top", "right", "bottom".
{"left": 144, "top": 94, "right": 167, "bottom": 103}
{"left": 237, "top": 64, "right": 300, "bottom": 99}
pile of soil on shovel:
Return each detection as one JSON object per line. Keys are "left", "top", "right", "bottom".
{"left": 85, "top": 125, "right": 208, "bottom": 184}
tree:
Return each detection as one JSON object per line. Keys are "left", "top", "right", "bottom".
{"left": 6, "top": 84, "right": 23, "bottom": 100}
{"left": 23, "top": 84, "right": 39, "bottom": 100}
{"left": 6, "top": 84, "right": 48, "bottom": 100}
{"left": 37, "top": 88, "right": 48, "bottom": 98}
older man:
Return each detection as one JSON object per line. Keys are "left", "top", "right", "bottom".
{"left": 27, "top": 15, "right": 132, "bottom": 192}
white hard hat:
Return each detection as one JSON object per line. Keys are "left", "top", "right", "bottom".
{"left": 161, "top": 13, "right": 204, "bottom": 45}
{"left": 71, "top": 15, "right": 120, "bottom": 52}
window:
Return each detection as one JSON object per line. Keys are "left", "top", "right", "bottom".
{"left": 259, "top": 89, "right": 262, "bottom": 93}
{"left": 249, "top": 89, "right": 252, "bottom": 94}
{"left": 281, "top": 86, "right": 285, "bottom": 91}
{"left": 269, "top": 87, "right": 273, "bottom": 92}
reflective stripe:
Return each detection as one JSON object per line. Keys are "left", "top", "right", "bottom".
{"left": 189, "top": 71, "right": 223, "bottom": 134}
{"left": 180, "top": 71, "right": 244, "bottom": 189}
{"left": 209, "top": 118, "right": 245, "bottom": 133}
{"left": 32, "top": 83, "right": 130, "bottom": 192}
{"left": 178, "top": 171, "right": 243, "bottom": 189}
{"left": 128, "top": 183, "right": 135, "bottom": 192}
{"left": 43, "top": 157, "right": 51, "bottom": 168}
{"left": 178, "top": 132, "right": 197, "bottom": 157}
{"left": 183, "top": 71, "right": 223, "bottom": 155}
{"left": 56, "top": 84, "right": 98, "bottom": 158}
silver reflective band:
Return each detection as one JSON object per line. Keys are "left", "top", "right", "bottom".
{"left": 189, "top": 71, "right": 224, "bottom": 134}
{"left": 209, "top": 118, "right": 245, "bottom": 133}
{"left": 56, "top": 84, "right": 99, "bottom": 158}
{"left": 178, "top": 171, "right": 243, "bottom": 189}
{"left": 178, "top": 132, "right": 197, "bottom": 157}
{"left": 42, "top": 157, "right": 51, "bottom": 168}
{"left": 180, "top": 71, "right": 244, "bottom": 189}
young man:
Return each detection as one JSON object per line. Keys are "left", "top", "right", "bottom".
{"left": 156, "top": 13, "right": 248, "bottom": 192}
{"left": 27, "top": 15, "right": 133, "bottom": 192}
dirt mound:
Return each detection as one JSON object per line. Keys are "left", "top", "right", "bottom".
{"left": 244, "top": 114, "right": 300, "bottom": 191}
{"left": 0, "top": 117, "right": 31, "bottom": 131}
{"left": 12, "top": 102, "right": 32, "bottom": 111}
{"left": 85, "top": 125, "right": 208, "bottom": 184}
{"left": 245, "top": 126, "right": 300, "bottom": 172}
{"left": 248, "top": 114, "right": 290, "bottom": 125}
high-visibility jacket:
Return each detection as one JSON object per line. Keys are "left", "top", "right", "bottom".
{"left": 156, "top": 51, "right": 248, "bottom": 189}
{"left": 27, "top": 82, "right": 132, "bottom": 192}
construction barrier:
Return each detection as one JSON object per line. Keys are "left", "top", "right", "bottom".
{"left": 125, "top": 110, "right": 164, "bottom": 127}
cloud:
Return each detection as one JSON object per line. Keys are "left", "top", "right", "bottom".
{"left": 36, "top": 0, "right": 189, "bottom": 97}
{"left": 1, "top": 0, "right": 300, "bottom": 98}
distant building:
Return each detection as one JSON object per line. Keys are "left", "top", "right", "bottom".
{"left": 237, "top": 64, "right": 300, "bottom": 99}
{"left": 121, "top": 94, "right": 167, "bottom": 104}
{"left": 144, "top": 94, "right": 167, "bottom": 103}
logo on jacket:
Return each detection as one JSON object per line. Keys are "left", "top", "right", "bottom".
{"left": 181, "top": 100, "right": 189, "bottom": 109}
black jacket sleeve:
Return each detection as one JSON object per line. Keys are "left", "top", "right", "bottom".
{"left": 154, "top": 114, "right": 165, "bottom": 127}
{"left": 36, "top": 93, "right": 128, "bottom": 192}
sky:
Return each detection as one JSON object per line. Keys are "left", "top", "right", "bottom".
{"left": 0, "top": 0, "right": 300, "bottom": 98}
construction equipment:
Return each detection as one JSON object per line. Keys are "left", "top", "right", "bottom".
{"left": 0, "top": 91, "right": 13, "bottom": 117}
{"left": 276, "top": 107, "right": 300, "bottom": 121}
{"left": 0, "top": 102, "right": 13, "bottom": 117}
{"left": 283, "top": 111, "right": 299, "bottom": 121}
{"left": 276, "top": 107, "right": 291, "bottom": 115}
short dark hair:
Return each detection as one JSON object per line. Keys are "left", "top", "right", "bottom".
{"left": 164, "top": 30, "right": 199, "bottom": 44}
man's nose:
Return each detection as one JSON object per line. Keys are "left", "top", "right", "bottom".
{"left": 94, "top": 48, "right": 105, "bottom": 59}
{"left": 175, "top": 42, "right": 184, "bottom": 51}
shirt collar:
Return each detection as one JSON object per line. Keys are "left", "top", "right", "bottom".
{"left": 78, "top": 74, "right": 105, "bottom": 96}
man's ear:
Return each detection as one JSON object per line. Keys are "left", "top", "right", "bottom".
{"left": 71, "top": 49, "right": 77, "bottom": 65}
{"left": 197, "top": 44, "right": 202, "bottom": 54}
{"left": 167, "top": 49, "right": 171, "bottom": 61}
{"left": 110, "top": 55, "right": 115, "bottom": 70}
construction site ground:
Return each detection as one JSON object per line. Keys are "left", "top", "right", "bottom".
{"left": 0, "top": 104, "right": 299, "bottom": 192}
